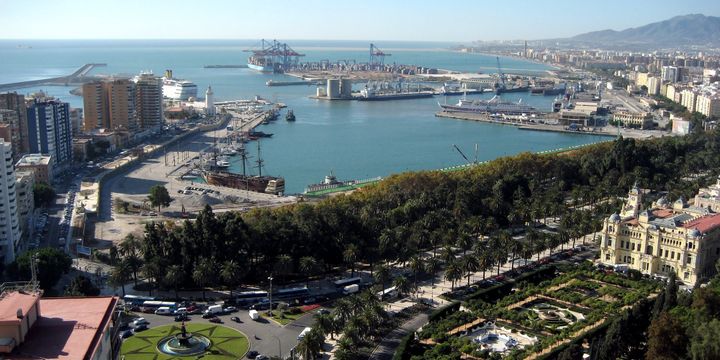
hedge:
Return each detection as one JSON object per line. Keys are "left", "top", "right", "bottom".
{"left": 392, "top": 331, "right": 415, "bottom": 360}
{"left": 428, "top": 301, "right": 461, "bottom": 322}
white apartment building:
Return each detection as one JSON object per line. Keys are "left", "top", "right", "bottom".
{"left": 0, "top": 140, "right": 21, "bottom": 264}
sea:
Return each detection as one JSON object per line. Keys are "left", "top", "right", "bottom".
{"left": 0, "top": 40, "right": 608, "bottom": 194}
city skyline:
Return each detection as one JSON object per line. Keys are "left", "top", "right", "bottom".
{"left": 0, "top": 0, "right": 718, "bottom": 42}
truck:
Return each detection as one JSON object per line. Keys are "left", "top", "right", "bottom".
{"left": 342, "top": 284, "right": 360, "bottom": 295}
{"left": 205, "top": 304, "right": 223, "bottom": 315}
{"left": 297, "top": 327, "right": 312, "bottom": 340}
{"left": 249, "top": 309, "right": 259, "bottom": 321}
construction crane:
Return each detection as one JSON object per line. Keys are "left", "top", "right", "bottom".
{"left": 453, "top": 144, "right": 479, "bottom": 165}
{"left": 370, "top": 43, "right": 391, "bottom": 67}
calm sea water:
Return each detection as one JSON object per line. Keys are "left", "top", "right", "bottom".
{"left": 0, "top": 40, "right": 606, "bottom": 193}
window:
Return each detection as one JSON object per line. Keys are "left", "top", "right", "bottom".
{"left": 605, "top": 254, "right": 610, "bottom": 261}
{"left": 646, "top": 245, "right": 653, "bottom": 255}
{"left": 621, "top": 240, "right": 625, "bottom": 248}
{"left": 671, "top": 251, "right": 675, "bottom": 259}
{"left": 665, "top": 249, "right": 669, "bottom": 258}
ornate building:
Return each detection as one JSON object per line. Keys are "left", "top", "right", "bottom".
{"left": 600, "top": 184, "right": 720, "bottom": 285}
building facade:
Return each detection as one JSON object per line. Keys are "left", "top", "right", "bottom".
{"left": 106, "top": 79, "right": 137, "bottom": 132}
{"left": 15, "top": 170, "right": 34, "bottom": 248}
{"left": 612, "top": 111, "right": 654, "bottom": 129}
{"left": 0, "top": 141, "right": 21, "bottom": 264}
{"left": 600, "top": 185, "right": 720, "bottom": 285}
{"left": 0, "top": 92, "right": 28, "bottom": 156}
{"left": 26, "top": 99, "right": 73, "bottom": 167}
{"left": 82, "top": 81, "right": 107, "bottom": 131}
{"left": 16, "top": 154, "right": 53, "bottom": 184}
{"left": 695, "top": 93, "right": 720, "bottom": 119}
{"left": 134, "top": 73, "right": 163, "bottom": 131}
{"left": 695, "top": 176, "right": 720, "bottom": 212}
{"left": 681, "top": 89, "right": 697, "bottom": 113}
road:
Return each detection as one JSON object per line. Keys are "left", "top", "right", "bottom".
{"left": 125, "top": 306, "right": 322, "bottom": 359}
{"left": 369, "top": 312, "right": 430, "bottom": 360}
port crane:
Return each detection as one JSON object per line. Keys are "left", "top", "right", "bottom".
{"left": 244, "top": 39, "right": 305, "bottom": 71}
{"left": 370, "top": 43, "right": 391, "bottom": 67}
{"left": 496, "top": 56, "right": 507, "bottom": 91}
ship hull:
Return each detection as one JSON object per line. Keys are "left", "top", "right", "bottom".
{"left": 203, "top": 171, "right": 284, "bottom": 195}
{"left": 439, "top": 104, "right": 538, "bottom": 115}
{"left": 357, "top": 93, "right": 434, "bottom": 101}
{"left": 248, "top": 63, "right": 274, "bottom": 73}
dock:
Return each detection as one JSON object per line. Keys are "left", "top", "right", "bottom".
{"left": 0, "top": 63, "right": 107, "bottom": 91}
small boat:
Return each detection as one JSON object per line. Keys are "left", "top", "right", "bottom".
{"left": 286, "top": 110, "right": 296, "bottom": 121}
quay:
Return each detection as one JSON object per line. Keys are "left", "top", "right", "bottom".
{"left": 0, "top": 63, "right": 106, "bottom": 91}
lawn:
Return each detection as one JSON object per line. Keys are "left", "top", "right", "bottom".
{"left": 120, "top": 323, "right": 249, "bottom": 359}
{"left": 261, "top": 310, "right": 307, "bottom": 325}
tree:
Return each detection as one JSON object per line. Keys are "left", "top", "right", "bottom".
{"left": 690, "top": 319, "right": 720, "bottom": 360}
{"left": 33, "top": 182, "right": 56, "bottom": 207}
{"left": 220, "top": 260, "right": 245, "bottom": 297}
{"left": 444, "top": 260, "right": 463, "bottom": 290}
{"left": 147, "top": 185, "right": 171, "bottom": 213}
{"left": 274, "top": 254, "right": 293, "bottom": 282}
{"left": 461, "top": 254, "right": 480, "bottom": 286}
{"left": 393, "top": 275, "right": 412, "bottom": 297}
{"left": 425, "top": 257, "right": 440, "bottom": 287}
{"left": 299, "top": 256, "right": 319, "bottom": 288}
{"left": 8, "top": 248, "right": 72, "bottom": 291}
{"left": 65, "top": 275, "right": 100, "bottom": 296}
{"left": 192, "top": 258, "right": 216, "bottom": 300}
{"left": 373, "top": 263, "right": 390, "bottom": 294}
{"left": 315, "top": 313, "right": 337, "bottom": 340}
{"left": 646, "top": 312, "right": 688, "bottom": 360}
{"left": 164, "top": 264, "right": 184, "bottom": 299}
{"left": 296, "top": 327, "right": 324, "bottom": 360}
{"left": 343, "top": 244, "right": 359, "bottom": 277}
{"left": 108, "top": 261, "right": 132, "bottom": 297}
{"left": 119, "top": 234, "right": 142, "bottom": 285}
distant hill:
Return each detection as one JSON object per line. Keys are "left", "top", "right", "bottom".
{"left": 565, "top": 14, "right": 720, "bottom": 47}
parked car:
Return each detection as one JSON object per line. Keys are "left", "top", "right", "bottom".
{"left": 174, "top": 314, "right": 188, "bottom": 322}
{"left": 208, "top": 316, "right": 221, "bottom": 323}
{"left": 230, "top": 316, "right": 241, "bottom": 323}
{"left": 132, "top": 324, "right": 148, "bottom": 333}
{"left": 246, "top": 350, "right": 259, "bottom": 359}
{"left": 131, "top": 318, "right": 149, "bottom": 327}
{"left": 119, "top": 329, "right": 133, "bottom": 339}
{"left": 223, "top": 306, "right": 237, "bottom": 313}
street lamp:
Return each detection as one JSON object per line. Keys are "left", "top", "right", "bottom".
{"left": 268, "top": 275, "right": 274, "bottom": 317}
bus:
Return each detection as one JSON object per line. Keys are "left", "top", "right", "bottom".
{"left": 376, "top": 286, "right": 398, "bottom": 301}
{"left": 232, "top": 291, "right": 269, "bottom": 306}
{"left": 141, "top": 301, "right": 177, "bottom": 310}
{"left": 333, "top": 277, "right": 362, "bottom": 288}
{"left": 123, "top": 295, "right": 155, "bottom": 306}
{"left": 274, "top": 287, "right": 310, "bottom": 300}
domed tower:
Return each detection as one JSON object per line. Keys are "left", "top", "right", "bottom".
{"left": 205, "top": 86, "right": 216, "bottom": 116}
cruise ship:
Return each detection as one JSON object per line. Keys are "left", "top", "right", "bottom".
{"left": 439, "top": 95, "right": 539, "bottom": 115}
{"left": 161, "top": 70, "right": 197, "bottom": 100}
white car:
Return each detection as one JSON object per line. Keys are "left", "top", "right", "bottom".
{"left": 131, "top": 318, "right": 149, "bottom": 327}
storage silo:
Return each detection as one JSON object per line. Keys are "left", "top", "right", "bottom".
{"left": 327, "top": 79, "right": 341, "bottom": 99}
{"left": 340, "top": 78, "right": 353, "bottom": 98}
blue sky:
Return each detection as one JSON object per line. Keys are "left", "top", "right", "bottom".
{"left": 1, "top": 0, "right": 718, "bottom": 41}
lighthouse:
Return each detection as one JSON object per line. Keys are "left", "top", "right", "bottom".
{"left": 205, "top": 86, "right": 216, "bottom": 116}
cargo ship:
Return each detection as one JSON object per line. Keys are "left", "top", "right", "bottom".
{"left": 358, "top": 88, "right": 434, "bottom": 101}
{"left": 245, "top": 39, "right": 304, "bottom": 73}
{"left": 439, "top": 95, "right": 539, "bottom": 115}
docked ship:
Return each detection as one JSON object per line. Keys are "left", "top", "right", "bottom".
{"left": 358, "top": 87, "right": 434, "bottom": 101}
{"left": 286, "top": 110, "right": 296, "bottom": 121}
{"left": 202, "top": 141, "right": 285, "bottom": 195}
{"left": 531, "top": 83, "right": 567, "bottom": 96}
{"left": 439, "top": 95, "right": 539, "bottom": 115}
{"left": 245, "top": 39, "right": 305, "bottom": 73}
{"left": 162, "top": 70, "right": 198, "bottom": 100}
{"left": 304, "top": 172, "right": 382, "bottom": 194}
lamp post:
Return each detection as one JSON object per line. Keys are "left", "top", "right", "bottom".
{"left": 268, "top": 275, "right": 274, "bottom": 317}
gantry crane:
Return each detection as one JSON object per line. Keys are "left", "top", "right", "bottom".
{"left": 370, "top": 43, "right": 391, "bottom": 67}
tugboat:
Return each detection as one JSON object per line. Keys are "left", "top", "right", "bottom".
{"left": 286, "top": 110, "right": 296, "bottom": 122}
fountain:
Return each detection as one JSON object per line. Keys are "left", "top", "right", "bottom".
{"left": 157, "top": 321, "right": 212, "bottom": 356}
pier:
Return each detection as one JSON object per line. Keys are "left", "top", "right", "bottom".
{"left": 0, "top": 63, "right": 107, "bottom": 92}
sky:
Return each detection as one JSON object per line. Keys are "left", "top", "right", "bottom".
{"left": 1, "top": 0, "right": 718, "bottom": 42}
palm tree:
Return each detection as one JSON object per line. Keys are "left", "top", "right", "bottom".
{"left": 444, "top": 260, "right": 463, "bottom": 290}
{"left": 425, "top": 257, "right": 440, "bottom": 287}
{"left": 477, "top": 251, "right": 492, "bottom": 280}
{"left": 373, "top": 263, "right": 390, "bottom": 294}
{"left": 220, "top": 260, "right": 242, "bottom": 298}
{"left": 409, "top": 255, "right": 424, "bottom": 298}
{"left": 296, "top": 327, "right": 324, "bottom": 360}
{"left": 315, "top": 313, "right": 336, "bottom": 340}
{"left": 119, "top": 234, "right": 142, "bottom": 285}
{"left": 393, "top": 275, "right": 412, "bottom": 298}
{"left": 164, "top": 265, "right": 184, "bottom": 299}
{"left": 299, "top": 256, "right": 318, "bottom": 288}
{"left": 274, "top": 254, "right": 293, "bottom": 282}
{"left": 334, "top": 298, "right": 353, "bottom": 324}
{"left": 108, "top": 261, "right": 131, "bottom": 297}
{"left": 192, "top": 258, "right": 215, "bottom": 301}
{"left": 334, "top": 336, "right": 357, "bottom": 360}
{"left": 343, "top": 244, "right": 359, "bottom": 276}
{"left": 461, "top": 254, "right": 480, "bottom": 286}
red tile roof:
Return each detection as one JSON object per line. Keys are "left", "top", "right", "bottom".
{"left": 9, "top": 296, "right": 117, "bottom": 360}
{"left": 682, "top": 213, "right": 720, "bottom": 234}
{"left": 652, "top": 209, "right": 674, "bottom": 218}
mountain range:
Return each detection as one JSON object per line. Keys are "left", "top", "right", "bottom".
{"left": 562, "top": 14, "right": 720, "bottom": 48}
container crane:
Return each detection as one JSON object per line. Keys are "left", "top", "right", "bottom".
{"left": 370, "top": 43, "right": 391, "bottom": 67}
{"left": 496, "top": 56, "right": 507, "bottom": 91}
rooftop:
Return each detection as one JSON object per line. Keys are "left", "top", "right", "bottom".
{"left": 15, "top": 154, "right": 51, "bottom": 167}
{"left": 0, "top": 291, "right": 40, "bottom": 325}
{"left": 9, "top": 296, "right": 117, "bottom": 360}
{"left": 682, "top": 213, "right": 720, "bottom": 234}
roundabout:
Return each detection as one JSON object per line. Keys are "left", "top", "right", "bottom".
{"left": 120, "top": 323, "right": 249, "bottom": 360}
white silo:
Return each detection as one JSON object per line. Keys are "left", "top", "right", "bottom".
{"left": 340, "top": 78, "right": 353, "bottom": 98}
{"left": 327, "top": 79, "right": 341, "bottom": 99}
